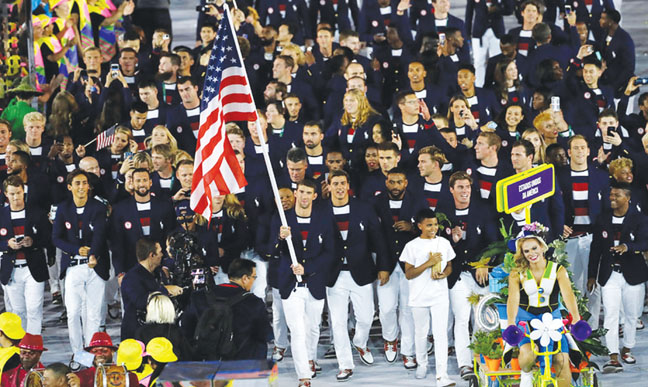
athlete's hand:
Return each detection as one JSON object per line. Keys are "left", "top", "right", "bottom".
{"left": 378, "top": 270, "right": 390, "bottom": 286}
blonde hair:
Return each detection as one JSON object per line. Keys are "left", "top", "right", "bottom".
{"left": 340, "top": 89, "right": 378, "bottom": 128}
{"left": 23, "top": 112, "right": 46, "bottom": 126}
{"left": 132, "top": 151, "right": 153, "bottom": 171}
{"left": 226, "top": 123, "right": 245, "bottom": 138}
{"left": 609, "top": 157, "right": 633, "bottom": 179}
{"left": 145, "top": 125, "right": 178, "bottom": 153}
{"left": 513, "top": 236, "right": 548, "bottom": 273}
{"left": 533, "top": 110, "right": 553, "bottom": 131}
{"left": 173, "top": 150, "right": 193, "bottom": 167}
{"left": 145, "top": 293, "right": 177, "bottom": 324}
{"left": 281, "top": 43, "right": 306, "bottom": 66}
{"left": 224, "top": 193, "right": 246, "bottom": 221}
{"left": 8, "top": 139, "right": 30, "bottom": 154}
{"left": 522, "top": 128, "right": 547, "bottom": 163}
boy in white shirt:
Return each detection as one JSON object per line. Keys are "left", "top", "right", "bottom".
{"left": 400, "top": 209, "right": 456, "bottom": 387}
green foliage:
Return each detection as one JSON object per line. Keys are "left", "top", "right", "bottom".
{"left": 469, "top": 330, "right": 503, "bottom": 359}
{"left": 575, "top": 328, "right": 610, "bottom": 357}
{"left": 435, "top": 212, "right": 452, "bottom": 231}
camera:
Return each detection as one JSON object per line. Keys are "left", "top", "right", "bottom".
{"left": 565, "top": 5, "right": 572, "bottom": 14}
{"left": 551, "top": 96, "right": 560, "bottom": 112}
{"left": 167, "top": 230, "right": 210, "bottom": 291}
{"left": 438, "top": 32, "right": 446, "bottom": 46}
{"left": 634, "top": 78, "right": 648, "bottom": 85}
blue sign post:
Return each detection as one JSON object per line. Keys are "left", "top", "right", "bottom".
{"left": 496, "top": 165, "right": 555, "bottom": 224}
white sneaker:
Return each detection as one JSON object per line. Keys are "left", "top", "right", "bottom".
{"left": 436, "top": 376, "right": 456, "bottom": 387}
{"left": 520, "top": 371, "right": 533, "bottom": 387}
{"left": 402, "top": 355, "right": 417, "bottom": 370}
{"left": 384, "top": 340, "right": 398, "bottom": 363}
{"left": 415, "top": 365, "right": 427, "bottom": 379}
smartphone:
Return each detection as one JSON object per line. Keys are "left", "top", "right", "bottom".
{"left": 607, "top": 126, "right": 618, "bottom": 136}
{"left": 551, "top": 96, "right": 560, "bottom": 112}
{"left": 124, "top": 151, "right": 133, "bottom": 159}
{"left": 110, "top": 63, "right": 119, "bottom": 77}
{"left": 438, "top": 32, "right": 446, "bottom": 46}
{"left": 634, "top": 77, "right": 648, "bottom": 85}
{"left": 487, "top": 121, "right": 498, "bottom": 130}
{"left": 565, "top": 5, "right": 572, "bottom": 14}
{"left": 15, "top": 235, "right": 24, "bottom": 243}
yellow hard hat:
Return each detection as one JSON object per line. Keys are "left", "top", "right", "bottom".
{"left": 117, "top": 339, "right": 147, "bottom": 371}
{"left": 0, "top": 312, "right": 26, "bottom": 341}
{"left": 145, "top": 337, "right": 178, "bottom": 363}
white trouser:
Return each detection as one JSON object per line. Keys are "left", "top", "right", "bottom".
{"left": 412, "top": 294, "right": 450, "bottom": 378}
{"left": 2, "top": 284, "right": 12, "bottom": 313}
{"left": 5, "top": 266, "right": 44, "bottom": 334}
{"left": 377, "top": 264, "right": 414, "bottom": 356}
{"left": 565, "top": 234, "right": 601, "bottom": 328}
{"left": 472, "top": 28, "right": 501, "bottom": 87}
{"left": 48, "top": 248, "right": 63, "bottom": 294}
{"left": 271, "top": 287, "right": 290, "bottom": 349}
{"left": 65, "top": 264, "right": 106, "bottom": 354}
{"left": 283, "top": 287, "right": 325, "bottom": 379}
{"left": 245, "top": 250, "right": 268, "bottom": 301}
{"left": 101, "top": 264, "right": 119, "bottom": 326}
{"left": 451, "top": 272, "right": 490, "bottom": 368}
{"left": 327, "top": 271, "right": 374, "bottom": 370}
{"left": 602, "top": 271, "right": 645, "bottom": 353}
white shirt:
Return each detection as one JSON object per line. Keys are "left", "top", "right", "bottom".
{"left": 400, "top": 236, "right": 455, "bottom": 307}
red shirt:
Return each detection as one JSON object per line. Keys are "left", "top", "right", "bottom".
{"left": 1, "top": 362, "right": 44, "bottom": 387}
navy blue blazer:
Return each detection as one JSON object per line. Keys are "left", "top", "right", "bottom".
{"left": 52, "top": 197, "right": 109, "bottom": 280}
{"left": 557, "top": 165, "right": 610, "bottom": 229}
{"left": 358, "top": 3, "right": 413, "bottom": 44}
{"left": 325, "top": 198, "right": 389, "bottom": 287}
{"left": 120, "top": 263, "right": 169, "bottom": 340}
{"left": 372, "top": 191, "right": 428, "bottom": 273}
{"left": 258, "top": 0, "right": 312, "bottom": 44}
{"left": 465, "top": 0, "right": 511, "bottom": 39}
{"left": 599, "top": 26, "right": 635, "bottom": 95}
{"left": 270, "top": 205, "right": 336, "bottom": 300}
{"left": 0, "top": 206, "right": 50, "bottom": 285}
{"left": 308, "top": 0, "right": 353, "bottom": 38}
{"left": 110, "top": 195, "right": 176, "bottom": 274}
{"left": 436, "top": 199, "right": 499, "bottom": 288}
{"left": 589, "top": 206, "right": 648, "bottom": 286}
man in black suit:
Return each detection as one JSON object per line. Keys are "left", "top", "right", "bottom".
{"left": 588, "top": 182, "right": 648, "bottom": 372}
{"left": 0, "top": 176, "right": 50, "bottom": 335}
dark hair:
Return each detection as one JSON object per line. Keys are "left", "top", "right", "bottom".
{"left": 415, "top": 208, "right": 437, "bottom": 224}
{"left": 582, "top": 54, "right": 602, "bottom": 69}
{"left": 119, "top": 47, "right": 137, "bottom": 56}
{"left": 598, "top": 108, "right": 618, "bottom": 121}
{"left": 161, "top": 52, "right": 181, "bottom": 67}
{"left": 499, "top": 33, "right": 516, "bottom": 46}
{"left": 603, "top": 9, "right": 621, "bottom": 24}
{"left": 377, "top": 141, "right": 400, "bottom": 154}
{"left": 11, "top": 150, "right": 31, "bottom": 167}
{"left": 610, "top": 181, "right": 632, "bottom": 197}
{"left": 276, "top": 55, "right": 295, "bottom": 69}
{"left": 512, "top": 139, "right": 535, "bottom": 157}
{"left": 201, "top": 23, "right": 217, "bottom": 32}
{"left": 328, "top": 169, "right": 350, "bottom": 183}
{"left": 177, "top": 76, "right": 198, "bottom": 87}
{"left": 130, "top": 101, "right": 148, "bottom": 114}
{"left": 286, "top": 147, "right": 307, "bottom": 164}
{"left": 395, "top": 89, "right": 416, "bottom": 105}
{"left": 132, "top": 167, "right": 151, "bottom": 178}
{"left": 66, "top": 169, "right": 89, "bottom": 186}
{"left": 387, "top": 166, "right": 407, "bottom": 177}
{"left": 266, "top": 100, "right": 286, "bottom": 116}
{"left": 458, "top": 64, "right": 476, "bottom": 74}
{"left": 296, "top": 177, "right": 318, "bottom": 191}
{"left": 532, "top": 23, "right": 551, "bottom": 44}
{"left": 639, "top": 92, "right": 648, "bottom": 107}
{"left": 546, "top": 143, "right": 566, "bottom": 157}
{"left": 0, "top": 118, "right": 10, "bottom": 129}
{"left": 280, "top": 22, "right": 297, "bottom": 36}
{"left": 303, "top": 121, "right": 323, "bottom": 133}
{"left": 449, "top": 171, "right": 473, "bottom": 187}
{"left": 137, "top": 78, "right": 158, "bottom": 91}
{"left": 123, "top": 30, "right": 141, "bottom": 42}
{"left": 176, "top": 159, "right": 194, "bottom": 169}
{"left": 136, "top": 238, "right": 158, "bottom": 261}
{"left": 227, "top": 258, "right": 256, "bottom": 280}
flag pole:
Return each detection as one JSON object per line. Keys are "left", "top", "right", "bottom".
{"left": 223, "top": 4, "right": 302, "bottom": 281}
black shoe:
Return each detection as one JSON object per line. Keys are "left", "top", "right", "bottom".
{"left": 324, "top": 345, "right": 336, "bottom": 359}
{"left": 603, "top": 360, "right": 623, "bottom": 373}
{"left": 336, "top": 369, "right": 353, "bottom": 382}
{"left": 460, "top": 366, "right": 475, "bottom": 380}
{"left": 52, "top": 293, "right": 62, "bottom": 305}
{"left": 58, "top": 311, "right": 67, "bottom": 323}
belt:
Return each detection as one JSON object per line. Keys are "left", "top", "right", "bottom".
{"left": 295, "top": 282, "right": 308, "bottom": 288}
{"left": 568, "top": 232, "right": 591, "bottom": 240}
{"left": 69, "top": 258, "right": 89, "bottom": 267}
{"left": 340, "top": 264, "right": 349, "bottom": 271}
{"left": 612, "top": 264, "right": 622, "bottom": 273}
{"left": 14, "top": 263, "right": 28, "bottom": 268}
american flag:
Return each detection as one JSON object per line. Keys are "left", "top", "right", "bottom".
{"left": 190, "top": 7, "right": 253, "bottom": 220}
{"left": 95, "top": 125, "right": 117, "bottom": 151}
